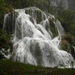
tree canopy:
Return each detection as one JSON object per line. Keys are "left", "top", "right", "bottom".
{"left": 57, "top": 9, "right": 75, "bottom": 36}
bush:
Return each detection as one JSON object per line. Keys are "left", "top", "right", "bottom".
{"left": 57, "top": 9, "right": 75, "bottom": 36}
{"left": 0, "top": 30, "right": 13, "bottom": 59}
{"left": 0, "top": 0, "right": 6, "bottom": 29}
{"left": 60, "top": 34, "right": 75, "bottom": 59}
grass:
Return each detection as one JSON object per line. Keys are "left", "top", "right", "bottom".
{"left": 0, "top": 60, "right": 75, "bottom": 75}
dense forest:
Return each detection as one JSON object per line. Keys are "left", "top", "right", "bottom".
{"left": 0, "top": 0, "right": 75, "bottom": 60}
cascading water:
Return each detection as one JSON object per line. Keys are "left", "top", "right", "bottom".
{"left": 3, "top": 7, "right": 74, "bottom": 68}
{"left": 72, "top": 46, "right": 75, "bottom": 60}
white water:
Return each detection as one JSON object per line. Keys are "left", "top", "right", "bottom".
{"left": 4, "top": 7, "right": 74, "bottom": 68}
{"left": 3, "top": 14, "right": 9, "bottom": 30}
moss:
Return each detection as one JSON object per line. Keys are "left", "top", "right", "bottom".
{"left": 49, "top": 18, "right": 58, "bottom": 38}
{"left": 60, "top": 39, "right": 72, "bottom": 53}
{"left": 60, "top": 34, "right": 75, "bottom": 53}
{"left": 62, "top": 34, "right": 75, "bottom": 45}
{"left": 7, "top": 4, "right": 15, "bottom": 14}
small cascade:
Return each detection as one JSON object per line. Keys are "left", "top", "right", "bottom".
{"left": 3, "top": 14, "right": 9, "bottom": 30}
{"left": 3, "top": 7, "right": 75, "bottom": 68}
{"left": 73, "top": 46, "right": 75, "bottom": 52}
{"left": 72, "top": 46, "right": 75, "bottom": 60}
{"left": 55, "top": 20, "right": 65, "bottom": 35}
{"left": 3, "top": 12, "right": 18, "bottom": 34}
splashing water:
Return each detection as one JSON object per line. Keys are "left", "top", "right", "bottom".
{"left": 3, "top": 7, "right": 74, "bottom": 68}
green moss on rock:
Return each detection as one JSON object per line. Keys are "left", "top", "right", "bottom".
{"left": 62, "top": 34, "right": 75, "bottom": 45}
{"left": 60, "top": 39, "right": 72, "bottom": 53}
{"left": 60, "top": 34, "right": 75, "bottom": 54}
{"left": 49, "top": 18, "right": 58, "bottom": 38}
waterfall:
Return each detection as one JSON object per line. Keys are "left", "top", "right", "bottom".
{"left": 3, "top": 7, "right": 74, "bottom": 68}
{"left": 55, "top": 20, "right": 65, "bottom": 35}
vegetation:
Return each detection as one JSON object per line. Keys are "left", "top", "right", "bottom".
{"left": 0, "top": 0, "right": 6, "bottom": 29}
{"left": 60, "top": 34, "right": 75, "bottom": 59}
{"left": 49, "top": 18, "right": 58, "bottom": 37}
{"left": 0, "top": 60, "right": 75, "bottom": 75}
{"left": 62, "top": 34, "right": 75, "bottom": 45}
{"left": 0, "top": 30, "right": 13, "bottom": 59}
{"left": 57, "top": 9, "right": 75, "bottom": 36}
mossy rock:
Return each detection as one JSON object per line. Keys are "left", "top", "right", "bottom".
{"left": 49, "top": 18, "right": 58, "bottom": 38}
{"left": 60, "top": 39, "right": 72, "bottom": 53}
{"left": 62, "top": 34, "right": 75, "bottom": 45}
{"left": 60, "top": 34, "right": 75, "bottom": 59}
{"left": 25, "top": 8, "right": 44, "bottom": 23}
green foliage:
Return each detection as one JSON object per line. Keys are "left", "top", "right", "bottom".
{"left": 62, "top": 34, "right": 75, "bottom": 45}
{"left": 60, "top": 34, "right": 75, "bottom": 53}
{"left": 7, "top": 4, "right": 14, "bottom": 13}
{"left": 57, "top": 9, "right": 75, "bottom": 36}
{"left": 5, "top": 0, "right": 47, "bottom": 8}
{"left": 0, "top": 30, "right": 13, "bottom": 59}
{"left": 5, "top": 0, "right": 56, "bottom": 14}
{"left": 49, "top": 6, "right": 56, "bottom": 14}
{"left": 61, "top": 38, "right": 72, "bottom": 53}
{"left": 49, "top": 18, "right": 58, "bottom": 38}
{"left": 0, "top": 60, "right": 75, "bottom": 75}
{"left": 0, "top": 0, "right": 6, "bottom": 29}
{"left": 0, "top": 0, "right": 5, "bottom": 12}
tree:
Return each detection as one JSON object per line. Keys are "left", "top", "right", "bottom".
{"left": 0, "top": 0, "right": 6, "bottom": 29}
{"left": 0, "top": 30, "right": 13, "bottom": 59}
{"left": 57, "top": 9, "right": 75, "bottom": 36}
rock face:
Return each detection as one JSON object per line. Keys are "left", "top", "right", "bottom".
{"left": 50, "top": 0, "right": 75, "bottom": 10}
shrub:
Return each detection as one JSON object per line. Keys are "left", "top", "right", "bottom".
{"left": 0, "top": 29, "right": 13, "bottom": 59}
